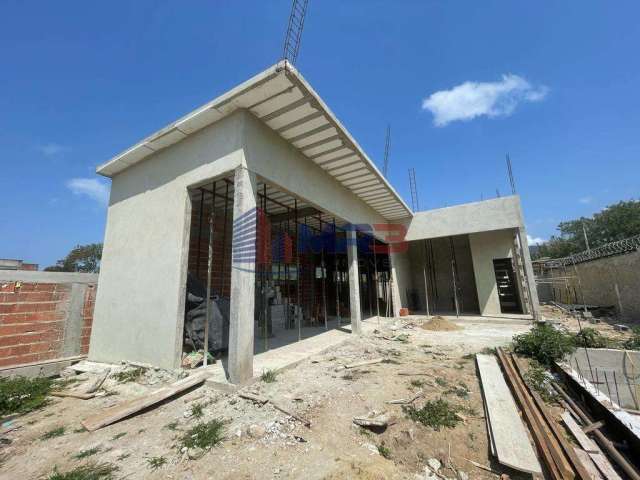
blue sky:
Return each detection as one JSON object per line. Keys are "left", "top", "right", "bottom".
{"left": 1, "top": 1, "right": 638, "bottom": 268}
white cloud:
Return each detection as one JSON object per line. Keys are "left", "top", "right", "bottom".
{"left": 37, "top": 143, "right": 69, "bottom": 156}
{"left": 422, "top": 74, "right": 548, "bottom": 126}
{"left": 579, "top": 196, "right": 593, "bottom": 204}
{"left": 527, "top": 234, "right": 546, "bottom": 245}
{"left": 66, "top": 178, "right": 109, "bottom": 206}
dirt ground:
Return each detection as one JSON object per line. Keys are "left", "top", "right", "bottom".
{"left": 2, "top": 316, "right": 535, "bottom": 480}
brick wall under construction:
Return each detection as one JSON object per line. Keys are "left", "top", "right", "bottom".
{"left": 0, "top": 272, "right": 98, "bottom": 369}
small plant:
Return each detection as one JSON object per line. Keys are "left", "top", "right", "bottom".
{"left": 523, "top": 361, "right": 558, "bottom": 403}
{"left": 74, "top": 447, "right": 101, "bottom": 459}
{"left": 165, "top": 421, "right": 179, "bottom": 431}
{"left": 623, "top": 327, "right": 640, "bottom": 350}
{"left": 512, "top": 324, "right": 576, "bottom": 366}
{"left": 445, "top": 383, "right": 470, "bottom": 399}
{"left": 41, "top": 426, "right": 65, "bottom": 440}
{"left": 377, "top": 444, "right": 392, "bottom": 459}
{"left": 112, "top": 367, "right": 145, "bottom": 383}
{"left": 0, "top": 376, "right": 53, "bottom": 416}
{"left": 575, "top": 328, "right": 608, "bottom": 348}
{"left": 480, "top": 347, "right": 497, "bottom": 355}
{"left": 111, "top": 432, "right": 127, "bottom": 441}
{"left": 73, "top": 426, "right": 87, "bottom": 433}
{"left": 358, "top": 426, "right": 372, "bottom": 437}
{"left": 410, "top": 379, "right": 425, "bottom": 388}
{"left": 261, "top": 369, "right": 278, "bottom": 383}
{"left": 47, "top": 462, "right": 118, "bottom": 480}
{"left": 190, "top": 402, "right": 205, "bottom": 419}
{"left": 404, "top": 399, "right": 461, "bottom": 431}
{"left": 147, "top": 456, "right": 167, "bottom": 470}
{"left": 180, "top": 419, "right": 225, "bottom": 450}
{"left": 435, "top": 377, "right": 448, "bottom": 387}
{"left": 116, "top": 453, "right": 130, "bottom": 462}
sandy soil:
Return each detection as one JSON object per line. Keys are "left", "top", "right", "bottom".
{"left": 1, "top": 317, "right": 533, "bottom": 480}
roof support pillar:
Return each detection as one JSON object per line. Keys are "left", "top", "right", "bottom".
{"left": 228, "top": 166, "right": 257, "bottom": 384}
{"left": 346, "top": 227, "right": 362, "bottom": 334}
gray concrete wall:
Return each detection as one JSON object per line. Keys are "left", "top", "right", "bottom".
{"left": 404, "top": 196, "right": 522, "bottom": 241}
{"left": 566, "top": 348, "right": 640, "bottom": 410}
{"left": 390, "top": 250, "right": 411, "bottom": 316}
{"left": 90, "top": 112, "right": 246, "bottom": 369}
{"left": 469, "top": 229, "right": 516, "bottom": 316}
{"left": 541, "top": 250, "right": 640, "bottom": 321}
{"left": 241, "top": 111, "right": 388, "bottom": 233}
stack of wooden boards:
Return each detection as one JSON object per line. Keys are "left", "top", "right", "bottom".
{"left": 478, "top": 349, "right": 635, "bottom": 480}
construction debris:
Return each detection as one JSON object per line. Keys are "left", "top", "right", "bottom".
{"left": 476, "top": 353, "right": 542, "bottom": 474}
{"left": 81, "top": 371, "right": 209, "bottom": 431}
{"left": 352, "top": 412, "right": 390, "bottom": 429}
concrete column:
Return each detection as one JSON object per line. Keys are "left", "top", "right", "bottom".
{"left": 346, "top": 228, "right": 362, "bottom": 334}
{"left": 228, "top": 166, "right": 257, "bottom": 384}
{"left": 389, "top": 246, "right": 407, "bottom": 317}
{"left": 516, "top": 227, "right": 541, "bottom": 320}
{"left": 62, "top": 283, "right": 88, "bottom": 357}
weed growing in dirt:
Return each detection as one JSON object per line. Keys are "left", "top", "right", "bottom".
{"left": 41, "top": 426, "right": 65, "bottom": 440}
{"left": 0, "top": 376, "right": 53, "bottom": 416}
{"left": 377, "top": 444, "right": 392, "bottom": 459}
{"left": 47, "top": 462, "right": 118, "bottom": 480}
{"left": 523, "top": 361, "right": 558, "bottom": 403}
{"left": 180, "top": 419, "right": 224, "bottom": 450}
{"left": 190, "top": 402, "right": 205, "bottom": 419}
{"left": 404, "top": 399, "right": 461, "bottom": 431}
{"left": 112, "top": 367, "right": 145, "bottom": 383}
{"left": 480, "top": 347, "right": 497, "bottom": 355}
{"left": 261, "top": 369, "right": 278, "bottom": 383}
{"left": 147, "top": 456, "right": 167, "bottom": 470}
{"left": 73, "top": 426, "right": 87, "bottom": 433}
{"left": 358, "top": 427, "right": 372, "bottom": 437}
{"left": 74, "top": 447, "right": 100, "bottom": 459}
{"left": 111, "top": 432, "right": 126, "bottom": 441}
{"left": 410, "top": 379, "right": 425, "bottom": 388}
{"left": 512, "top": 324, "right": 576, "bottom": 366}
{"left": 435, "top": 377, "right": 448, "bottom": 387}
{"left": 574, "top": 328, "right": 609, "bottom": 348}
{"left": 116, "top": 453, "right": 130, "bottom": 462}
{"left": 165, "top": 421, "right": 179, "bottom": 431}
{"left": 624, "top": 327, "right": 640, "bottom": 350}
{"left": 445, "top": 383, "right": 469, "bottom": 399}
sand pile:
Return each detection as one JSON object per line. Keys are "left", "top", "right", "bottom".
{"left": 421, "top": 315, "right": 462, "bottom": 331}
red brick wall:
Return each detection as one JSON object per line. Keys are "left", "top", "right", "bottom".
{"left": 0, "top": 281, "right": 96, "bottom": 368}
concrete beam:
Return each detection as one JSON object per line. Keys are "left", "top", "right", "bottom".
{"left": 0, "top": 270, "right": 98, "bottom": 284}
{"left": 228, "top": 166, "right": 257, "bottom": 384}
{"left": 346, "top": 228, "right": 362, "bottom": 334}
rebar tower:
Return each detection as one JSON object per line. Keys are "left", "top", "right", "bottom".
{"left": 282, "top": 0, "right": 310, "bottom": 65}
{"left": 383, "top": 124, "right": 391, "bottom": 176}
{"left": 409, "top": 167, "right": 419, "bottom": 211}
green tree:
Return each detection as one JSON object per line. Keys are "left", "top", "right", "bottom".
{"left": 535, "top": 200, "right": 640, "bottom": 259}
{"left": 44, "top": 243, "right": 103, "bottom": 273}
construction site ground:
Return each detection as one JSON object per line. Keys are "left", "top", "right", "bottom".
{"left": 2, "top": 306, "right": 630, "bottom": 480}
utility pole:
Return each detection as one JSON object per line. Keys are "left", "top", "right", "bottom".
{"left": 582, "top": 221, "right": 591, "bottom": 251}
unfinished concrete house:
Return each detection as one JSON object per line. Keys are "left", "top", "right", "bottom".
{"left": 89, "top": 61, "right": 539, "bottom": 384}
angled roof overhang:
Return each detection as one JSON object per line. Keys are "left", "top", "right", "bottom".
{"left": 97, "top": 61, "right": 412, "bottom": 221}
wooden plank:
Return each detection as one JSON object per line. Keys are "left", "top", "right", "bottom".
{"left": 574, "top": 448, "right": 604, "bottom": 480}
{"left": 82, "top": 372, "right": 208, "bottom": 431}
{"left": 562, "top": 412, "right": 599, "bottom": 453}
{"left": 476, "top": 354, "right": 542, "bottom": 474}
{"left": 512, "top": 355, "right": 592, "bottom": 480}
{"left": 496, "top": 349, "right": 567, "bottom": 480}
{"left": 588, "top": 451, "right": 623, "bottom": 480}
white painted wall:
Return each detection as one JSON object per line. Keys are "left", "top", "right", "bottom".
{"left": 90, "top": 112, "right": 245, "bottom": 369}
{"left": 468, "top": 229, "right": 515, "bottom": 316}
